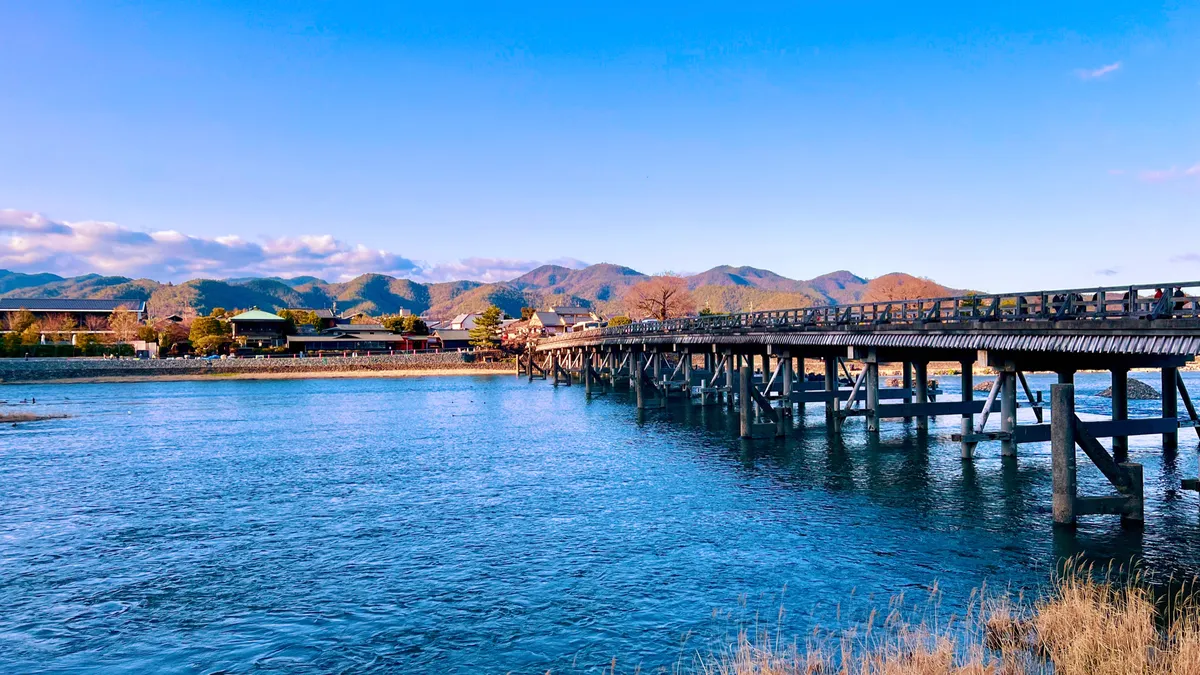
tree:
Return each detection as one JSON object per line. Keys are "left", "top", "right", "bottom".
{"left": 6, "top": 308, "right": 36, "bottom": 332}
{"left": 84, "top": 314, "right": 109, "bottom": 331}
{"left": 861, "top": 274, "right": 946, "bottom": 303}
{"left": 468, "top": 305, "right": 504, "bottom": 349}
{"left": 109, "top": 308, "right": 140, "bottom": 345}
{"left": 210, "top": 307, "right": 227, "bottom": 318}
{"left": 624, "top": 276, "right": 696, "bottom": 321}
{"left": 520, "top": 307, "right": 536, "bottom": 321}
{"left": 381, "top": 315, "right": 407, "bottom": 333}
{"left": 607, "top": 315, "right": 633, "bottom": 327}
{"left": 189, "top": 316, "right": 228, "bottom": 343}
{"left": 194, "top": 334, "right": 230, "bottom": 354}
{"left": 20, "top": 322, "right": 41, "bottom": 346}
{"left": 137, "top": 324, "right": 158, "bottom": 342}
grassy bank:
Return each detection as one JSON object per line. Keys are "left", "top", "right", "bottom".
{"left": 625, "top": 562, "right": 1200, "bottom": 674}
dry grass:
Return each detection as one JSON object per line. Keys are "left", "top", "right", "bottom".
{"left": 644, "top": 560, "right": 1200, "bottom": 675}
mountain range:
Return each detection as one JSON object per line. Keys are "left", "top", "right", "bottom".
{"left": 0, "top": 265, "right": 959, "bottom": 319}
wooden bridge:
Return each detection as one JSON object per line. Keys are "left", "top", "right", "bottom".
{"left": 520, "top": 281, "right": 1200, "bottom": 527}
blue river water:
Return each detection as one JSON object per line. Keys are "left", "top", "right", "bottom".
{"left": 3, "top": 372, "right": 1200, "bottom": 673}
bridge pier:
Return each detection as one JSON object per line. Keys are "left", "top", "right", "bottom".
{"left": 914, "top": 361, "right": 929, "bottom": 431}
{"left": 961, "top": 360, "right": 974, "bottom": 459}
{"left": 902, "top": 362, "right": 913, "bottom": 422}
{"left": 825, "top": 356, "right": 840, "bottom": 433}
{"left": 1163, "top": 366, "right": 1179, "bottom": 451}
{"left": 1112, "top": 367, "right": 1128, "bottom": 462}
{"left": 1001, "top": 365, "right": 1017, "bottom": 457}
{"left": 1051, "top": 383, "right": 1144, "bottom": 528}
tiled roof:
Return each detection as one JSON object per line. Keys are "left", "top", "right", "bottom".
{"left": 0, "top": 298, "right": 145, "bottom": 312}
{"left": 532, "top": 311, "right": 565, "bottom": 326}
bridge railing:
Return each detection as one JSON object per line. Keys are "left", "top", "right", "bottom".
{"left": 546, "top": 281, "right": 1200, "bottom": 343}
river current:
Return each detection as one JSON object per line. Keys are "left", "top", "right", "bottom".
{"left": 3, "top": 372, "right": 1200, "bottom": 672}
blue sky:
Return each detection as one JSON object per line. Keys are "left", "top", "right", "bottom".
{"left": 1, "top": 1, "right": 1197, "bottom": 289}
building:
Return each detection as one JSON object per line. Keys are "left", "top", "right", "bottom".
{"left": 450, "top": 313, "right": 482, "bottom": 330}
{"left": 0, "top": 298, "right": 147, "bottom": 329}
{"left": 286, "top": 323, "right": 439, "bottom": 353}
{"left": 529, "top": 310, "right": 566, "bottom": 336}
{"left": 228, "top": 309, "right": 288, "bottom": 347}
{"left": 552, "top": 306, "right": 602, "bottom": 331}
{"left": 433, "top": 328, "right": 472, "bottom": 350}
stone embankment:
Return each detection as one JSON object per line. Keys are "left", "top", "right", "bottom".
{"left": 0, "top": 352, "right": 512, "bottom": 383}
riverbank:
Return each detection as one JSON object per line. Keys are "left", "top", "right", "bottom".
{"left": 0, "top": 352, "right": 515, "bottom": 384}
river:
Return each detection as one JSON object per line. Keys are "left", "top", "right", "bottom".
{"left": 2, "top": 372, "right": 1200, "bottom": 672}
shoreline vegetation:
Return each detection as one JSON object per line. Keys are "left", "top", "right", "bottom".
{"left": 655, "top": 562, "right": 1200, "bottom": 675}
{"left": 0, "top": 411, "right": 68, "bottom": 423}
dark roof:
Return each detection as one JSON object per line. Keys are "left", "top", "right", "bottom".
{"left": 0, "top": 298, "right": 146, "bottom": 312}
{"left": 552, "top": 306, "right": 593, "bottom": 315}
{"left": 287, "top": 335, "right": 430, "bottom": 344}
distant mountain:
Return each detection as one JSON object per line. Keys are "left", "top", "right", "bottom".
{"left": 0, "top": 265, "right": 960, "bottom": 320}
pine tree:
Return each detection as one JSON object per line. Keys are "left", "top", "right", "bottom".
{"left": 468, "top": 306, "right": 503, "bottom": 349}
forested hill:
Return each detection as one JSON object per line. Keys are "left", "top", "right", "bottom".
{"left": 0, "top": 265, "right": 961, "bottom": 319}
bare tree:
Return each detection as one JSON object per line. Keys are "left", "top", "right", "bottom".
{"left": 109, "top": 308, "right": 140, "bottom": 345}
{"left": 84, "top": 314, "right": 110, "bottom": 332}
{"left": 624, "top": 276, "right": 696, "bottom": 321}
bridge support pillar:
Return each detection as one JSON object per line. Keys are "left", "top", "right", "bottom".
{"left": 902, "top": 362, "right": 913, "bottom": 422}
{"left": 725, "top": 353, "right": 736, "bottom": 410}
{"left": 825, "top": 357, "right": 840, "bottom": 433}
{"left": 914, "top": 361, "right": 929, "bottom": 431}
{"left": 1112, "top": 368, "right": 1129, "bottom": 462}
{"left": 779, "top": 351, "right": 793, "bottom": 436}
{"left": 633, "top": 351, "right": 645, "bottom": 409}
{"left": 1051, "top": 384, "right": 1078, "bottom": 526}
{"left": 1001, "top": 366, "right": 1017, "bottom": 457}
{"left": 681, "top": 349, "right": 692, "bottom": 403}
{"left": 1057, "top": 370, "right": 1075, "bottom": 385}
{"left": 583, "top": 351, "right": 593, "bottom": 397}
{"left": 796, "top": 357, "right": 806, "bottom": 416}
{"left": 550, "top": 352, "right": 560, "bottom": 387}
{"left": 961, "top": 360, "right": 975, "bottom": 459}
{"left": 1163, "top": 366, "right": 1179, "bottom": 451}
{"left": 865, "top": 351, "right": 880, "bottom": 433}
{"left": 739, "top": 365, "right": 753, "bottom": 438}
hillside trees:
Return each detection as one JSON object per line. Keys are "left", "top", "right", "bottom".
{"left": 861, "top": 274, "right": 948, "bottom": 303}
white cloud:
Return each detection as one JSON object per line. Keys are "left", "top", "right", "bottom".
{"left": 1077, "top": 61, "right": 1121, "bottom": 79}
{"left": 0, "top": 210, "right": 585, "bottom": 283}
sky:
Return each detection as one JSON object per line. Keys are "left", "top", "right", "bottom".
{"left": 0, "top": 1, "right": 1197, "bottom": 290}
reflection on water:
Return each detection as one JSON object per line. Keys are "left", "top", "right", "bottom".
{"left": 1, "top": 372, "right": 1199, "bottom": 672}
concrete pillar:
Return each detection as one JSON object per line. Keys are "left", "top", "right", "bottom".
{"left": 914, "top": 361, "right": 929, "bottom": 431}
{"left": 902, "top": 362, "right": 913, "bottom": 422}
{"left": 865, "top": 354, "right": 880, "bottom": 433}
{"left": 1112, "top": 368, "right": 1128, "bottom": 463}
{"left": 725, "top": 353, "right": 736, "bottom": 410}
{"left": 1057, "top": 371, "right": 1075, "bottom": 385}
{"left": 550, "top": 351, "right": 560, "bottom": 387}
{"left": 961, "top": 361, "right": 975, "bottom": 459}
{"left": 1000, "top": 370, "right": 1017, "bottom": 457}
{"left": 681, "top": 349, "right": 692, "bottom": 402}
{"left": 583, "top": 351, "right": 593, "bottom": 396}
{"left": 1164, "top": 366, "right": 1179, "bottom": 450}
{"left": 780, "top": 352, "right": 793, "bottom": 416}
{"left": 739, "top": 365, "right": 753, "bottom": 438}
{"left": 633, "top": 351, "right": 645, "bottom": 409}
{"left": 1121, "top": 462, "right": 1144, "bottom": 526}
{"left": 796, "top": 357, "right": 806, "bottom": 415}
{"left": 825, "top": 356, "right": 840, "bottom": 433}
{"left": 1051, "top": 383, "right": 1077, "bottom": 527}
{"left": 652, "top": 350, "right": 663, "bottom": 382}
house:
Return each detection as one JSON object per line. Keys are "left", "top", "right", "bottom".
{"left": 228, "top": 309, "right": 288, "bottom": 347}
{"left": 286, "top": 323, "right": 440, "bottom": 353}
{"left": 450, "top": 313, "right": 482, "bottom": 330}
{"left": 529, "top": 310, "right": 566, "bottom": 336}
{"left": 0, "top": 298, "right": 147, "bottom": 329}
{"left": 433, "top": 328, "right": 472, "bottom": 350}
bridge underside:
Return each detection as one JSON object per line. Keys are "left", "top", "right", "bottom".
{"left": 522, "top": 320, "right": 1200, "bottom": 529}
